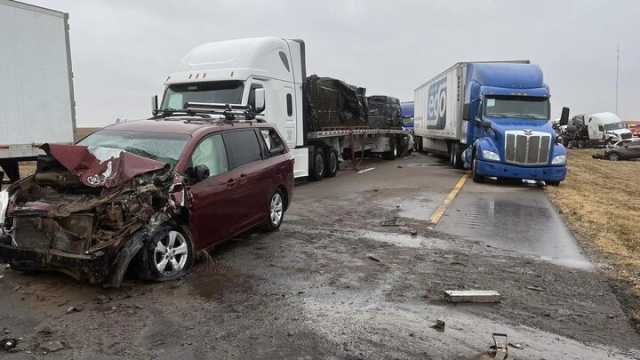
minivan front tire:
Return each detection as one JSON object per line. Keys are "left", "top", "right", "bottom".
{"left": 138, "top": 227, "right": 194, "bottom": 282}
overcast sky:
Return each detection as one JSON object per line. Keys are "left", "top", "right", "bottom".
{"left": 29, "top": 0, "right": 640, "bottom": 126}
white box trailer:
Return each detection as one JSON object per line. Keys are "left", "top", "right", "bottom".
{"left": 414, "top": 62, "right": 467, "bottom": 155}
{"left": 0, "top": 0, "right": 76, "bottom": 182}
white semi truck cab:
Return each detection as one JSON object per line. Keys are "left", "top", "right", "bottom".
{"left": 159, "top": 37, "right": 309, "bottom": 178}
{"left": 157, "top": 37, "right": 409, "bottom": 180}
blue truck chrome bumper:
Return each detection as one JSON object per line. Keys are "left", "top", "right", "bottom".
{"left": 476, "top": 160, "right": 566, "bottom": 182}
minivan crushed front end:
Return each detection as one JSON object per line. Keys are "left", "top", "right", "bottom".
{"left": 0, "top": 144, "right": 181, "bottom": 287}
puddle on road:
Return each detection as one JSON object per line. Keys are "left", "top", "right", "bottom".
{"left": 378, "top": 196, "right": 440, "bottom": 221}
{"left": 437, "top": 193, "right": 593, "bottom": 271}
{"left": 354, "top": 230, "right": 449, "bottom": 249}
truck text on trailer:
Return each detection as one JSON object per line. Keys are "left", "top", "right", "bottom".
{"left": 414, "top": 61, "right": 567, "bottom": 185}
{"left": 0, "top": 0, "right": 76, "bottom": 183}
{"left": 153, "top": 37, "right": 409, "bottom": 180}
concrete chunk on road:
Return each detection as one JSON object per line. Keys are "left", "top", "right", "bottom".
{"left": 444, "top": 290, "right": 501, "bottom": 303}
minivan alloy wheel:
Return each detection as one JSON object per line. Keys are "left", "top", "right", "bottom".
{"left": 153, "top": 230, "right": 188, "bottom": 276}
{"left": 270, "top": 192, "right": 284, "bottom": 226}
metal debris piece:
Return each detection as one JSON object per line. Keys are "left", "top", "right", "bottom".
{"left": 508, "top": 342, "right": 523, "bottom": 349}
{"left": 490, "top": 333, "right": 508, "bottom": 360}
{"left": 65, "top": 306, "right": 83, "bottom": 314}
{"left": 409, "top": 229, "right": 418, "bottom": 236}
{"left": 444, "top": 290, "right": 501, "bottom": 303}
{"left": 381, "top": 217, "right": 400, "bottom": 227}
{"left": 367, "top": 254, "right": 381, "bottom": 263}
{"left": 526, "top": 285, "right": 545, "bottom": 292}
{"left": 39, "top": 340, "right": 65, "bottom": 353}
{"left": 1, "top": 338, "right": 18, "bottom": 351}
{"left": 430, "top": 320, "right": 445, "bottom": 332}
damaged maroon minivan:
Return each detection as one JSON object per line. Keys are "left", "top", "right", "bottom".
{"left": 0, "top": 118, "right": 294, "bottom": 287}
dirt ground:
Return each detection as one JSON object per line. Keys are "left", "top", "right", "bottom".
{"left": 546, "top": 149, "right": 640, "bottom": 330}
{"left": 2, "top": 153, "right": 640, "bottom": 359}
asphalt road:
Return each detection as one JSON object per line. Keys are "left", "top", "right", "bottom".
{"left": 1, "top": 152, "right": 639, "bottom": 359}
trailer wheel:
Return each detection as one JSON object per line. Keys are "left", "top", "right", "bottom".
{"left": 608, "top": 152, "right": 620, "bottom": 161}
{"left": 324, "top": 149, "right": 339, "bottom": 178}
{"left": 383, "top": 140, "right": 397, "bottom": 160}
{"left": 309, "top": 148, "right": 325, "bottom": 181}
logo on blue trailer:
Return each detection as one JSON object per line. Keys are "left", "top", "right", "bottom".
{"left": 426, "top": 76, "right": 447, "bottom": 129}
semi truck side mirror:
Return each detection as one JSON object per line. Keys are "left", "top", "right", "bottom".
{"left": 151, "top": 95, "right": 159, "bottom": 116}
{"left": 559, "top": 107, "right": 570, "bottom": 126}
{"left": 254, "top": 88, "right": 265, "bottom": 113}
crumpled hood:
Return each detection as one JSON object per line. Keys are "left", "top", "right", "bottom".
{"left": 41, "top": 144, "right": 168, "bottom": 189}
{"left": 606, "top": 128, "right": 632, "bottom": 137}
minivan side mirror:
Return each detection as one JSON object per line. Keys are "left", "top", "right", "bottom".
{"left": 254, "top": 88, "right": 265, "bottom": 113}
{"left": 151, "top": 95, "right": 159, "bottom": 116}
{"left": 186, "top": 165, "right": 210, "bottom": 183}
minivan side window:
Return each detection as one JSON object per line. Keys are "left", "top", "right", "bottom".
{"left": 223, "top": 130, "right": 262, "bottom": 168}
{"left": 190, "top": 134, "right": 229, "bottom": 178}
{"left": 259, "top": 128, "right": 286, "bottom": 157}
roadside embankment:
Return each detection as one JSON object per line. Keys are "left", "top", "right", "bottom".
{"left": 546, "top": 149, "right": 640, "bottom": 329}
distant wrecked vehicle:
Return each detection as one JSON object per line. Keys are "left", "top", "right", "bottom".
{"left": 592, "top": 138, "right": 640, "bottom": 161}
{"left": 0, "top": 108, "right": 294, "bottom": 287}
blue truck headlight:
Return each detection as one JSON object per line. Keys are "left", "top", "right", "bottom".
{"left": 481, "top": 150, "right": 500, "bottom": 161}
{"left": 551, "top": 155, "right": 566, "bottom": 165}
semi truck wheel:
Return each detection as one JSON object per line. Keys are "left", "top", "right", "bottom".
{"left": 324, "top": 149, "right": 339, "bottom": 178}
{"left": 471, "top": 155, "right": 484, "bottom": 183}
{"left": 309, "top": 148, "right": 325, "bottom": 181}
{"left": 382, "top": 140, "right": 397, "bottom": 160}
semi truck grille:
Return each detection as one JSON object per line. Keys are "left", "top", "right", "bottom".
{"left": 504, "top": 131, "right": 551, "bottom": 165}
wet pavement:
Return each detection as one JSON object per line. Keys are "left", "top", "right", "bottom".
{"left": 1, "top": 153, "right": 639, "bottom": 359}
{"left": 437, "top": 180, "right": 592, "bottom": 270}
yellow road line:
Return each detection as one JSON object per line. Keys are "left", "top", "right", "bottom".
{"left": 430, "top": 174, "right": 468, "bottom": 225}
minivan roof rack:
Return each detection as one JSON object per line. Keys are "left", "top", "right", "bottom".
{"left": 154, "top": 102, "right": 266, "bottom": 123}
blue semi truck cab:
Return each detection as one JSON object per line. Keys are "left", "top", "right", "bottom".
{"left": 414, "top": 61, "right": 567, "bottom": 185}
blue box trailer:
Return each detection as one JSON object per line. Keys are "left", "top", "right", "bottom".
{"left": 413, "top": 61, "right": 567, "bottom": 185}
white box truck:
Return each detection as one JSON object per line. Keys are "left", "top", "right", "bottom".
{"left": 153, "top": 37, "right": 409, "bottom": 180}
{"left": 0, "top": 0, "right": 76, "bottom": 183}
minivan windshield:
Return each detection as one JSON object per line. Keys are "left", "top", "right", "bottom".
{"left": 78, "top": 130, "right": 190, "bottom": 167}
{"left": 161, "top": 81, "right": 244, "bottom": 110}
{"left": 484, "top": 95, "right": 550, "bottom": 120}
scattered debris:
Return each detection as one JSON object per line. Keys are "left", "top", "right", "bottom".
{"left": 444, "top": 290, "right": 501, "bottom": 303}
{"left": 66, "top": 305, "right": 83, "bottom": 314}
{"left": 39, "top": 340, "right": 65, "bottom": 353}
{"left": 357, "top": 167, "right": 375, "bottom": 175}
{"left": 489, "top": 333, "right": 509, "bottom": 360}
{"left": 526, "top": 285, "right": 545, "bottom": 292}
{"left": 1, "top": 338, "right": 18, "bottom": 352}
{"left": 95, "top": 295, "right": 110, "bottom": 304}
{"left": 367, "top": 254, "right": 382, "bottom": 263}
{"left": 381, "top": 217, "right": 399, "bottom": 226}
{"left": 397, "top": 165, "right": 403, "bottom": 168}
{"left": 430, "top": 320, "right": 445, "bottom": 332}
{"left": 409, "top": 228, "right": 418, "bottom": 236}
{"left": 508, "top": 342, "right": 523, "bottom": 349}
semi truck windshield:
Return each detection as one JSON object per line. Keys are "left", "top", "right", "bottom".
{"left": 161, "top": 81, "right": 244, "bottom": 110}
{"left": 484, "top": 96, "right": 549, "bottom": 120}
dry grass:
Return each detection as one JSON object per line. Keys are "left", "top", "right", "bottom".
{"left": 546, "top": 149, "right": 640, "bottom": 323}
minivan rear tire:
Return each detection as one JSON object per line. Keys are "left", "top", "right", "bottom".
{"left": 264, "top": 190, "right": 285, "bottom": 232}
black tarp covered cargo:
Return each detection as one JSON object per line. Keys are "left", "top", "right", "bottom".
{"left": 367, "top": 96, "right": 402, "bottom": 129}
{"left": 303, "top": 75, "right": 368, "bottom": 131}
